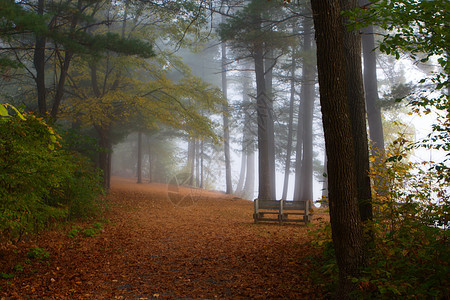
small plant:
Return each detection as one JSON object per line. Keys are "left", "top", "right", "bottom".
{"left": 26, "top": 247, "right": 50, "bottom": 261}
{"left": 13, "top": 264, "right": 23, "bottom": 272}
{"left": 0, "top": 273, "right": 14, "bottom": 279}
{"left": 82, "top": 222, "right": 104, "bottom": 237}
{"left": 67, "top": 226, "right": 82, "bottom": 238}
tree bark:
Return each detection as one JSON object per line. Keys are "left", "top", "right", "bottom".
{"left": 137, "top": 130, "right": 143, "bottom": 184}
{"left": 311, "top": 0, "right": 365, "bottom": 297}
{"left": 282, "top": 52, "right": 297, "bottom": 201}
{"left": 359, "top": 0, "right": 387, "bottom": 198}
{"left": 235, "top": 144, "right": 247, "bottom": 195}
{"left": 340, "top": 0, "right": 373, "bottom": 222}
{"left": 254, "top": 42, "right": 272, "bottom": 200}
{"left": 96, "top": 125, "right": 112, "bottom": 191}
{"left": 221, "top": 20, "right": 232, "bottom": 194}
{"left": 293, "top": 84, "right": 304, "bottom": 201}
{"left": 264, "top": 49, "right": 277, "bottom": 200}
{"left": 300, "top": 18, "right": 315, "bottom": 202}
{"left": 34, "top": 0, "right": 46, "bottom": 117}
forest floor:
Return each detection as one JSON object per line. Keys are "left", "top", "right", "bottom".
{"left": 1, "top": 177, "right": 328, "bottom": 299}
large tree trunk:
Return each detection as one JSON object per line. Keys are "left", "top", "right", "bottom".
{"left": 311, "top": 0, "right": 365, "bottom": 297}
{"left": 341, "top": 0, "right": 373, "bottom": 222}
{"left": 221, "top": 21, "right": 232, "bottom": 194}
{"left": 254, "top": 42, "right": 272, "bottom": 200}
{"left": 300, "top": 18, "right": 315, "bottom": 202}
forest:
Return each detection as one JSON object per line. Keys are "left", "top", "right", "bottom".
{"left": 0, "top": 0, "right": 449, "bottom": 298}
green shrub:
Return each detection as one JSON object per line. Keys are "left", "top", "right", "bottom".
{"left": 26, "top": 247, "right": 50, "bottom": 260}
{"left": 311, "top": 142, "right": 449, "bottom": 299}
{"left": 0, "top": 104, "right": 103, "bottom": 240}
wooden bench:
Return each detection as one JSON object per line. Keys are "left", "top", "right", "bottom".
{"left": 253, "top": 199, "right": 313, "bottom": 225}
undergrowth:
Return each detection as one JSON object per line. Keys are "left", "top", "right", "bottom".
{"left": 311, "top": 141, "right": 449, "bottom": 299}
{"left": 0, "top": 105, "right": 104, "bottom": 242}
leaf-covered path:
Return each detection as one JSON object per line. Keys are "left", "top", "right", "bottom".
{"left": 1, "top": 177, "right": 326, "bottom": 299}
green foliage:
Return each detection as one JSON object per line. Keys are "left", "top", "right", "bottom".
{"left": 311, "top": 141, "right": 449, "bottom": 298}
{"left": 0, "top": 104, "right": 103, "bottom": 240}
{"left": 346, "top": 0, "right": 450, "bottom": 182}
{"left": 0, "top": 273, "right": 14, "bottom": 279}
{"left": 26, "top": 247, "right": 50, "bottom": 261}
{"left": 67, "top": 222, "right": 104, "bottom": 238}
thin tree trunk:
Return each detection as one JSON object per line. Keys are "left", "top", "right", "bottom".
{"left": 359, "top": 0, "right": 387, "bottom": 198}
{"left": 341, "top": 0, "right": 373, "bottom": 222}
{"left": 34, "top": 0, "right": 46, "bottom": 116}
{"left": 293, "top": 85, "right": 304, "bottom": 201}
{"left": 188, "top": 137, "right": 195, "bottom": 186}
{"left": 282, "top": 50, "right": 297, "bottom": 201}
{"left": 96, "top": 125, "right": 112, "bottom": 191}
{"left": 311, "top": 0, "right": 365, "bottom": 297}
{"left": 243, "top": 145, "right": 255, "bottom": 200}
{"left": 200, "top": 140, "right": 204, "bottom": 188}
{"left": 321, "top": 153, "right": 329, "bottom": 207}
{"left": 264, "top": 49, "right": 277, "bottom": 200}
{"left": 221, "top": 22, "right": 232, "bottom": 194}
{"left": 137, "top": 130, "right": 143, "bottom": 184}
{"left": 300, "top": 18, "right": 315, "bottom": 202}
{"left": 235, "top": 147, "right": 247, "bottom": 195}
{"left": 148, "top": 135, "right": 152, "bottom": 183}
{"left": 195, "top": 139, "right": 200, "bottom": 187}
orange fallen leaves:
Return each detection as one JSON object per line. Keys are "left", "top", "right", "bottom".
{"left": 0, "top": 177, "right": 326, "bottom": 299}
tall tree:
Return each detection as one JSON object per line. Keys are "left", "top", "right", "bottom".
{"left": 281, "top": 48, "right": 297, "bottom": 200}
{"left": 311, "top": 0, "right": 365, "bottom": 297}
{"left": 341, "top": 0, "right": 373, "bottom": 222}
{"left": 299, "top": 16, "right": 315, "bottom": 202}
{"left": 221, "top": 37, "right": 233, "bottom": 194}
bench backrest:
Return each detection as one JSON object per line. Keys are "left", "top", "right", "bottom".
{"left": 255, "top": 199, "right": 309, "bottom": 211}
{"left": 257, "top": 199, "right": 281, "bottom": 210}
{"left": 282, "top": 200, "right": 307, "bottom": 210}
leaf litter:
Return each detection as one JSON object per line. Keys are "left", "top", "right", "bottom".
{"left": 0, "top": 177, "right": 326, "bottom": 299}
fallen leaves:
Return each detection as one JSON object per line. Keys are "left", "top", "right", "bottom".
{"left": 0, "top": 177, "right": 327, "bottom": 299}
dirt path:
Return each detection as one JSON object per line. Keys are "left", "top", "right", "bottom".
{"left": 1, "top": 177, "right": 326, "bottom": 299}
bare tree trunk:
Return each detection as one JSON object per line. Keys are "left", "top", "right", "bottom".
{"left": 300, "top": 18, "right": 315, "bottom": 202}
{"left": 221, "top": 20, "right": 232, "bottom": 194}
{"left": 34, "top": 0, "right": 46, "bottom": 116}
{"left": 147, "top": 135, "right": 153, "bottom": 183}
{"left": 137, "top": 130, "right": 143, "bottom": 184}
{"left": 293, "top": 84, "right": 304, "bottom": 201}
{"left": 188, "top": 137, "right": 195, "bottom": 186}
{"left": 200, "top": 140, "right": 204, "bottom": 188}
{"left": 195, "top": 139, "right": 200, "bottom": 187}
{"left": 282, "top": 55, "right": 296, "bottom": 200}
{"left": 311, "top": 0, "right": 365, "bottom": 297}
{"left": 321, "top": 153, "right": 329, "bottom": 207}
{"left": 235, "top": 145, "right": 247, "bottom": 195}
{"left": 341, "top": 0, "right": 373, "bottom": 222}
{"left": 96, "top": 125, "right": 112, "bottom": 191}
{"left": 255, "top": 42, "right": 272, "bottom": 200}
{"left": 265, "top": 49, "right": 277, "bottom": 200}
{"left": 359, "top": 0, "right": 387, "bottom": 198}
{"left": 243, "top": 145, "right": 255, "bottom": 200}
